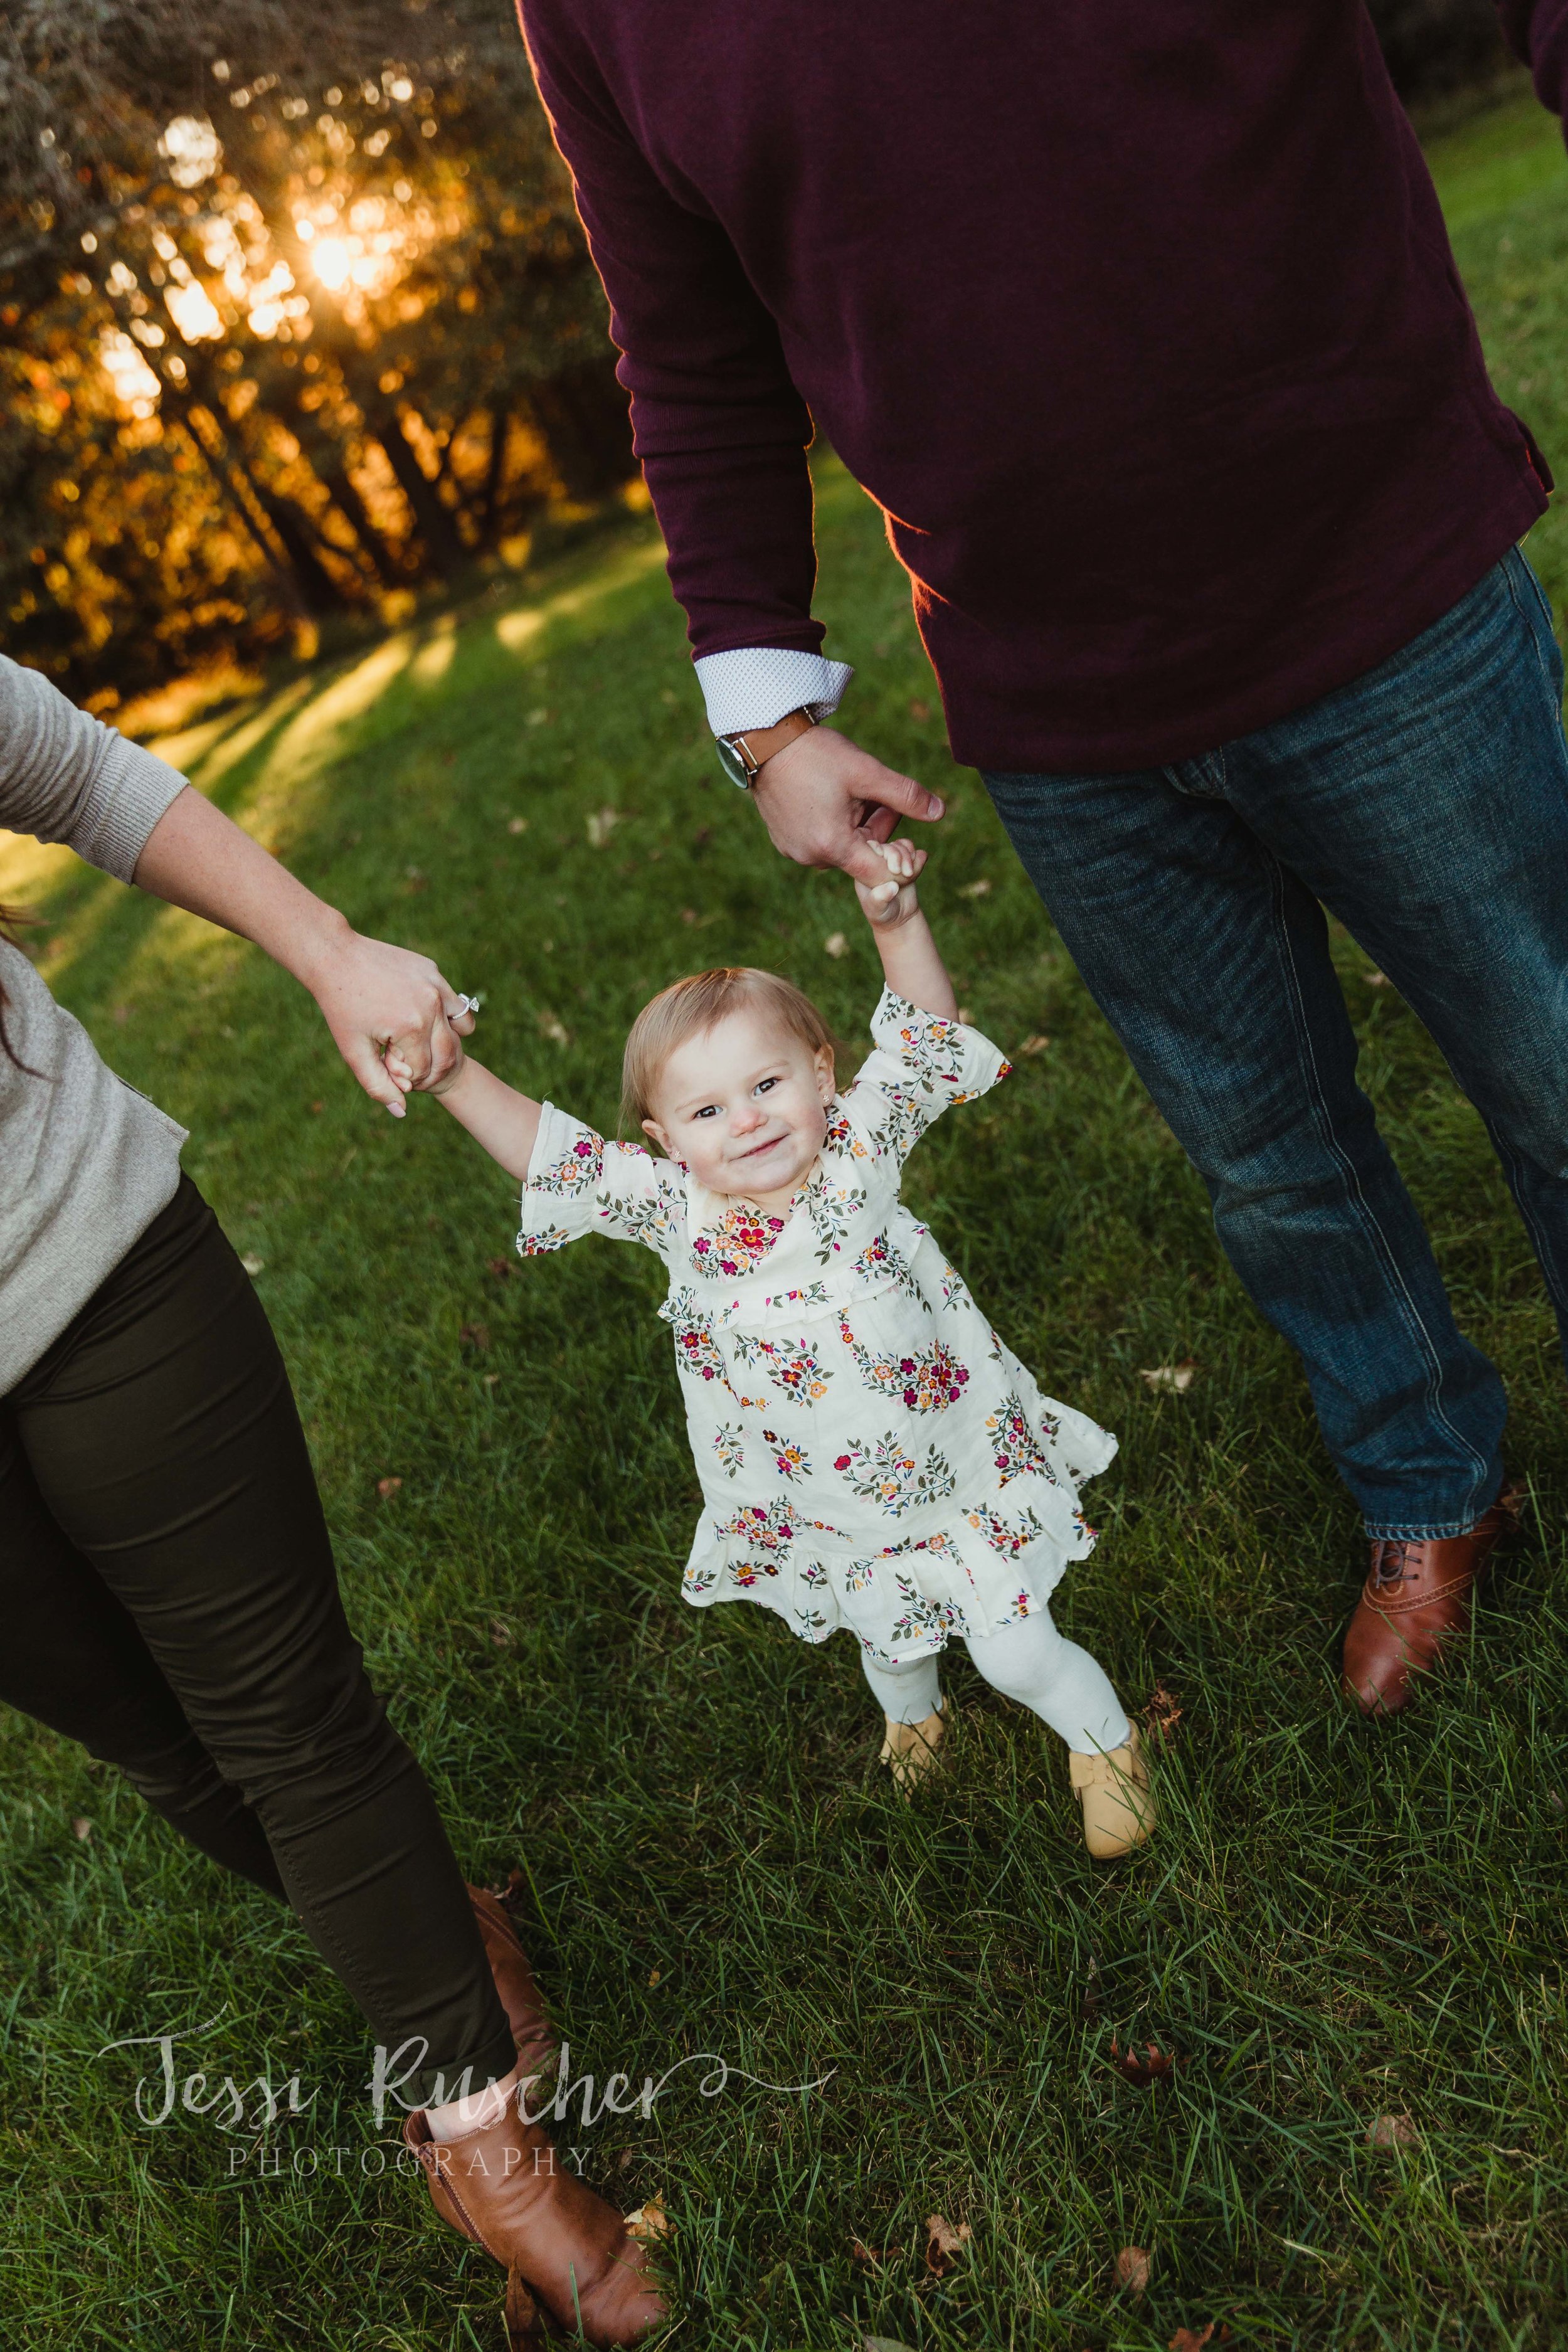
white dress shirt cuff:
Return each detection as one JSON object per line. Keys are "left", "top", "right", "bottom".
{"left": 694, "top": 647, "right": 854, "bottom": 737}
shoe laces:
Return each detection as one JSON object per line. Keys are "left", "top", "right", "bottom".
{"left": 1369, "top": 1537, "right": 1417, "bottom": 1592}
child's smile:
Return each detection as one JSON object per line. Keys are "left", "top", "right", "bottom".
{"left": 641, "top": 1005, "right": 836, "bottom": 1212}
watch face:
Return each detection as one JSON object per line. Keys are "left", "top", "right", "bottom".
{"left": 715, "top": 736, "right": 753, "bottom": 788}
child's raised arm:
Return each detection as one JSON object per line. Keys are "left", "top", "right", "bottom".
{"left": 852, "top": 837, "right": 960, "bottom": 1021}
{"left": 389, "top": 1038, "right": 543, "bottom": 1180}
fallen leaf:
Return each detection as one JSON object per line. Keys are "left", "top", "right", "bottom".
{"left": 72, "top": 1817, "right": 92, "bottom": 1841}
{"left": 528, "top": 707, "right": 550, "bottom": 727}
{"left": 924, "top": 2212, "right": 972, "bottom": 2275}
{"left": 112, "top": 1004, "right": 130, "bottom": 1025}
{"left": 1145, "top": 1684, "right": 1184, "bottom": 1746}
{"left": 309, "top": 1098, "right": 324, "bottom": 1113}
{"left": 405, "top": 866, "right": 428, "bottom": 893}
{"left": 862, "top": 2339, "right": 919, "bottom": 2352}
{"left": 484, "top": 1372, "right": 499, "bottom": 1389}
{"left": 680, "top": 907, "right": 699, "bottom": 925}
{"left": 617, "top": 2146, "right": 635, "bottom": 2171}
{"left": 459, "top": 1322, "right": 492, "bottom": 1352}
{"left": 1140, "top": 1359, "right": 1197, "bottom": 1394}
{"left": 376, "top": 1475, "right": 403, "bottom": 1500}
{"left": 648, "top": 1968, "right": 661, "bottom": 1986}
{"left": 537, "top": 1010, "right": 571, "bottom": 1046}
{"left": 624, "top": 2194, "right": 670, "bottom": 2243}
{"left": 1113, "top": 2037, "right": 1179, "bottom": 2089}
{"left": 1364, "top": 970, "right": 1390, "bottom": 987}
{"left": 909, "top": 697, "right": 931, "bottom": 721}
{"left": 507, "top": 815, "right": 529, "bottom": 835}
{"left": 586, "top": 805, "right": 620, "bottom": 847}
{"left": 486, "top": 1257, "right": 514, "bottom": 1279}
{"left": 1367, "top": 2113, "right": 1419, "bottom": 2151}
{"left": 691, "top": 824, "right": 713, "bottom": 852}
{"left": 490, "top": 1619, "right": 512, "bottom": 1647}
{"left": 958, "top": 877, "right": 991, "bottom": 899}
{"left": 1170, "top": 2328, "right": 1216, "bottom": 2352}
{"left": 240, "top": 1253, "right": 265, "bottom": 1277}
{"left": 1018, "top": 1034, "right": 1051, "bottom": 1056}
{"left": 850, "top": 2240, "right": 889, "bottom": 2269}
{"left": 1116, "top": 2245, "right": 1152, "bottom": 2295}
{"left": 957, "top": 1005, "right": 973, "bottom": 1025}
{"left": 825, "top": 931, "right": 849, "bottom": 959}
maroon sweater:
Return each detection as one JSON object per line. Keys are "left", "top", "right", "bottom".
{"left": 517, "top": 2, "right": 1555, "bottom": 771}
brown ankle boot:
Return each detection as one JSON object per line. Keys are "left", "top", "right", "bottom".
{"left": 405, "top": 2104, "right": 665, "bottom": 2346}
{"left": 1341, "top": 1480, "right": 1520, "bottom": 1717}
{"left": 467, "top": 1884, "right": 556, "bottom": 2077}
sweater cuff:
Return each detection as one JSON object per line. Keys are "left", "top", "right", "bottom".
{"left": 694, "top": 647, "right": 853, "bottom": 737}
{"left": 77, "top": 735, "right": 189, "bottom": 883}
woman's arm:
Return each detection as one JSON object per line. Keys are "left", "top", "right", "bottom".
{"left": 852, "top": 838, "right": 960, "bottom": 1020}
{"left": 134, "top": 786, "right": 471, "bottom": 1116}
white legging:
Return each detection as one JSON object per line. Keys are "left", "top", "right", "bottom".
{"left": 861, "top": 1607, "right": 1130, "bottom": 1755}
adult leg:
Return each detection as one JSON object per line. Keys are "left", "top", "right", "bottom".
{"left": 984, "top": 761, "right": 1505, "bottom": 1540}
{"left": 8, "top": 1175, "right": 514, "bottom": 2109}
{"left": 0, "top": 1410, "right": 284, "bottom": 1896}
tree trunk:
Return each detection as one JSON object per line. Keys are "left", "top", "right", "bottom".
{"left": 526, "top": 361, "right": 635, "bottom": 502}
{"left": 363, "top": 403, "right": 467, "bottom": 576}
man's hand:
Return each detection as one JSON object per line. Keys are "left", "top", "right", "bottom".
{"left": 749, "top": 726, "right": 944, "bottom": 886}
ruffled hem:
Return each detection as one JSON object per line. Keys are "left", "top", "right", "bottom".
{"left": 678, "top": 1436, "right": 1117, "bottom": 1666}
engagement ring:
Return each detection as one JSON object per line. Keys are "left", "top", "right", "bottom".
{"left": 449, "top": 992, "right": 482, "bottom": 1024}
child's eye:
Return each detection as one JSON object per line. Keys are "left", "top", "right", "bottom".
{"left": 755, "top": 1077, "right": 778, "bottom": 1096}
{"left": 694, "top": 1104, "right": 719, "bottom": 1120}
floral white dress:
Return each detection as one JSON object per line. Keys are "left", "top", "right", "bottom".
{"left": 518, "top": 989, "right": 1116, "bottom": 1666}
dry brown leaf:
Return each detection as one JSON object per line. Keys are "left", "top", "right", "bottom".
{"left": 528, "top": 708, "right": 551, "bottom": 727}
{"left": 680, "top": 907, "right": 699, "bottom": 925}
{"left": 1113, "top": 2037, "right": 1179, "bottom": 2089}
{"left": 924, "top": 2212, "right": 972, "bottom": 2275}
{"left": 957, "top": 877, "right": 992, "bottom": 899}
{"left": 1018, "top": 1034, "right": 1051, "bottom": 1056}
{"left": 1169, "top": 2328, "right": 1216, "bottom": 2352}
{"left": 648, "top": 1968, "right": 662, "bottom": 1986}
{"left": 72, "top": 1817, "right": 92, "bottom": 1841}
{"left": 240, "top": 1253, "right": 265, "bottom": 1277}
{"left": 850, "top": 2240, "right": 889, "bottom": 2269}
{"left": 1140, "top": 1359, "right": 1197, "bottom": 1394}
{"left": 617, "top": 2146, "right": 635, "bottom": 2171}
{"left": 586, "top": 806, "right": 620, "bottom": 847}
{"left": 487, "top": 1257, "right": 514, "bottom": 1279}
{"left": 1367, "top": 2113, "right": 1419, "bottom": 2151}
{"left": 1364, "top": 969, "right": 1391, "bottom": 987}
{"left": 376, "top": 1475, "right": 403, "bottom": 1500}
{"left": 825, "top": 931, "right": 850, "bottom": 959}
{"left": 490, "top": 1620, "right": 512, "bottom": 1648}
{"left": 405, "top": 866, "right": 428, "bottom": 893}
{"left": 909, "top": 697, "right": 931, "bottom": 722}
{"left": 459, "top": 1322, "right": 492, "bottom": 1353}
{"left": 507, "top": 815, "right": 529, "bottom": 834}
{"left": 536, "top": 1010, "right": 571, "bottom": 1046}
{"left": 624, "top": 2194, "right": 670, "bottom": 2243}
{"left": 309, "top": 1098, "right": 324, "bottom": 1114}
{"left": 1145, "top": 1685, "right": 1184, "bottom": 1747}
{"left": 1116, "top": 2244, "right": 1152, "bottom": 2295}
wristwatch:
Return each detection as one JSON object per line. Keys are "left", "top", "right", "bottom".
{"left": 716, "top": 705, "right": 817, "bottom": 788}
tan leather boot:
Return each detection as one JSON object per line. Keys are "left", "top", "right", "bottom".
{"left": 1341, "top": 1480, "right": 1521, "bottom": 1717}
{"left": 1069, "top": 1724, "right": 1155, "bottom": 1858}
{"left": 467, "top": 1884, "right": 555, "bottom": 2077}
{"left": 405, "top": 2103, "right": 665, "bottom": 2346}
{"left": 878, "top": 1704, "right": 946, "bottom": 1796}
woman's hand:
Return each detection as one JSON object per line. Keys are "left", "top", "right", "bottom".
{"left": 303, "top": 928, "right": 476, "bottom": 1115}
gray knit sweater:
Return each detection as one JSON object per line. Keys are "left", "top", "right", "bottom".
{"left": 1, "top": 656, "right": 190, "bottom": 1392}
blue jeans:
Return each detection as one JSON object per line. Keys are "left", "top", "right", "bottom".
{"left": 983, "top": 548, "right": 1568, "bottom": 1541}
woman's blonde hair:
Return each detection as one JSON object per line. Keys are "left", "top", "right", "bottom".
{"left": 621, "top": 967, "right": 835, "bottom": 1131}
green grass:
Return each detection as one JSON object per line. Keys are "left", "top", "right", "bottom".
{"left": 4, "top": 89, "right": 1568, "bottom": 2352}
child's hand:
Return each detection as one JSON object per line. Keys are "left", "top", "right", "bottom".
{"left": 387, "top": 1032, "right": 466, "bottom": 1098}
{"left": 853, "top": 835, "right": 926, "bottom": 928}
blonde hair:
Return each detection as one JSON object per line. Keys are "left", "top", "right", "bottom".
{"left": 621, "top": 967, "right": 835, "bottom": 1131}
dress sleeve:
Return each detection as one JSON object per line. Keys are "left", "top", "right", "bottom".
{"left": 517, "top": 1101, "right": 687, "bottom": 1259}
{"left": 842, "top": 988, "right": 1012, "bottom": 1163}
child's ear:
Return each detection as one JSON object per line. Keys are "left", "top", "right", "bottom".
{"left": 814, "top": 1044, "right": 836, "bottom": 1103}
{"left": 642, "top": 1115, "right": 670, "bottom": 1153}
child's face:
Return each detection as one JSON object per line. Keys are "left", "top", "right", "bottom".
{"left": 642, "top": 1007, "right": 835, "bottom": 1204}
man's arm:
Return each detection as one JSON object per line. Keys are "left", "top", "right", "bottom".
{"left": 517, "top": 4, "right": 943, "bottom": 882}
{"left": 1496, "top": 0, "right": 1568, "bottom": 118}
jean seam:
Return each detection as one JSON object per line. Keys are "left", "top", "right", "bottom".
{"left": 1502, "top": 549, "right": 1566, "bottom": 733}
{"left": 1261, "top": 850, "right": 1491, "bottom": 1522}
{"left": 1485, "top": 1118, "right": 1568, "bottom": 1320}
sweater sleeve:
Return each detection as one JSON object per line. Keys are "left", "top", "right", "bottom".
{"left": 517, "top": 4, "right": 827, "bottom": 662}
{"left": 1496, "top": 0, "right": 1568, "bottom": 123}
{"left": 0, "top": 656, "right": 188, "bottom": 882}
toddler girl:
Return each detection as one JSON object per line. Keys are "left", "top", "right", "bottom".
{"left": 402, "top": 840, "right": 1153, "bottom": 1858}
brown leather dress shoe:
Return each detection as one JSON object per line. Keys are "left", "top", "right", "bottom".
{"left": 1341, "top": 1481, "right": 1520, "bottom": 1717}
{"left": 405, "top": 2104, "right": 665, "bottom": 2347}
